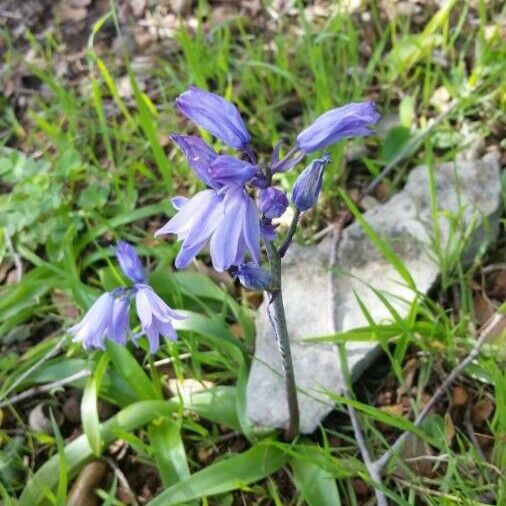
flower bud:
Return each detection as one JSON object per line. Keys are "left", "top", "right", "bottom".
{"left": 297, "top": 101, "right": 380, "bottom": 153}
{"left": 258, "top": 188, "right": 288, "bottom": 219}
{"left": 235, "top": 262, "right": 272, "bottom": 290}
{"left": 176, "top": 86, "right": 251, "bottom": 150}
{"left": 116, "top": 241, "right": 147, "bottom": 284}
{"left": 291, "top": 153, "right": 331, "bottom": 211}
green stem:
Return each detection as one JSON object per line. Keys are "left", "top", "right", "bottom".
{"left": 265, "top": 241, "right": 299, "bottom": 440}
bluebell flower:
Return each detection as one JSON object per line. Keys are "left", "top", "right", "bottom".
{"left": 135, "top": 285, "right": 185, "bottom": 353}
{"left": 297, "top": 101, "right": 380, "bottom": 153}
{"left": 176, "top": 86, "right": 251, "bottom": 150}
{"left": 235, "top": 262, "right": 272, "bottom": 290}
{"left": 155, "top": 185, "right": 260, "bottom": 272}
{"left": 71, "top": 242, "right": 184, "bottom": 353}
{"left": 258, "top": 187, "right": 288, "bottom": 219}
{"left": 69, "top": 292, "right": 116, "bottom": 349}
{"left": 116, "top": 241, "right": 147, "bottom": 284}
{"left": 292, "top": 153, "right": 331, "bottom": 211}
{"left": 170, "top": 134, "right": 219, "bottom": 189}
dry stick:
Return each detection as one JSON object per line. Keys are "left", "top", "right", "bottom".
{"left": 371, "top": 312, "right": 502, "bottom": 475}
{"left": 4, "top": 230, "right": 23, "bottom": 282}
{"left": 0, "top": 369, "right": 91, "bottom": 409}
{"left": 328, "top": 223, "right": 388, "bottom": 506}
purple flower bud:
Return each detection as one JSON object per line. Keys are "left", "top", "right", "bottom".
{"left": 135, "top": 285, "right": 185, "bottom": 352}
{"left": 235, "top": 262, "right": 272, "bottom": 290}
{"left": 170, "top": 134, "right": 219, "bottom": 189}
{"left": 209, "top": 155, "right": 257, "bottom": 186}
{"left": 297, "top": 101, "right": 380, "bottom": 153}
{"left": 116, "top": 241, "right": 147, "bottom": 285}
{"left": 69, "top": 292, "right": 116, "bottom": 349}
{"left": 260, "top": 221, "right": 278, "bottom": 240}
{"left": 176, "top": 86, "right": 251, "bottom": 150}
{"left": 292, "top": 153, "right": 331, "bottom": 211}
{"left": 258, "top": 188, "right": 288, "bottom": 219}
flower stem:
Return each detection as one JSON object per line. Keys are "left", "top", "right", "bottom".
{"left": 265, "top": 240, "right": 299, "bottom": 440}
{"left": 278, "top": 209, "right": 301, "bottom": 258}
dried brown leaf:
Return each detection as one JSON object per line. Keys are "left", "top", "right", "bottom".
{"left": 471, "top": 398, "right": 494, "bottom": 426}
{"left": 451, "top": 385, "right": 469, "bottom": 407}
{"left": 67, "top": 461, "right": 107, "bottom": 506}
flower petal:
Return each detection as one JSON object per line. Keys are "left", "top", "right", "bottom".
{"left": 175, "top": 86, "right": 251, "bottom": 149}
{"left": 170, "top": 134, "right": 220, "bottom": 189}
{"left": 209, "top": 188, "right": 245, "bottom": 271}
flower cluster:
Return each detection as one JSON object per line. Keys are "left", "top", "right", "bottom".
{"left": 156, "top": 86, "right": 379, "bottom": 284}
{"left": 69, "top": 241, "right": 184, "bottom": 352}
{"left": 71, "top": 86, "right": 379, "bottom": 354}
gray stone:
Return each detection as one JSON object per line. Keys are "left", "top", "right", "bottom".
{"left": 246, "top": 154, "right": 502, "bottom": 433}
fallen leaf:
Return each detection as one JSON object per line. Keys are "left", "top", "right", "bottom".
{"left": 445, "top": 413, "right": 455, "bottom": 445}
{"left": 451, "top": 385, "right": 469, "bottom": 406}
{"left": 55, "top": 1, "right": 88, "bottom": 23}
{"left": 67, "top": 461, "right": 107, "bottom": 506}
{"left": 400, "top": 433, "right": 435, "bottom": 477}
{"left": 471, "top": 398, "right": 494, "bottom": 426}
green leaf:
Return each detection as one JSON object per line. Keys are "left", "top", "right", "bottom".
{"left": 177, "top": 386, "right": 240, "bottom": 432}
{"left": 148, "top": 418, "right": 190, "bottom": 487}
{"left": 81, "top": 354, "right": 109, "bottom": 456}
{"left": 146, "top": 444, "right": 289, "bottom": 506}
{"left": 49, "top": 409, "right": 67, "bottom": 506}
{"left": 291, "top": 456, "right": 341, "bottom": 506}
{"left": 19, "top": 400, "right": 177, "bottom": 506}
{"left": 381, "top": 126, "right": 412, "bottom": 164}
{"left": 325, "top": 392, "right": 426, "bottom": 438}
{"left": 106, "top": 341, "right": 161, "bottom": 401}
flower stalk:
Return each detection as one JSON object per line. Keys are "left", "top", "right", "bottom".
{"left": 265, "top": 240, "right": 299, "bottom": 440}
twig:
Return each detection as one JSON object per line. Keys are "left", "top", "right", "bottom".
{"left": 463, "top": 403, "right": 486, "bottom": 460}
{"left": 265, "top": 240, "right": 300, "bottom": 441}
{"left": 4, "top": 231, "right": 23, "bottom": 282}
{"left": 371, "top": 312, "right": 503, "bottom": 474}
{"left": 328, "top": 224, "right": 388, "bottom": 506}
{"left": 102, "top": 457, "right": 138, "bottom": 506}
{"left": 0, "top": 369, "right": 91, "bottom": 409}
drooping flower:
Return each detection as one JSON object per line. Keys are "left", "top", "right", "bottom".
{"left": 116, "top": 241, "right": 146, "bottom": 284}
{"left": 297, "top": 101, "right": 380, "bottom": 153}
{"left": 258, "top": 187, "right": 288, "bottom": 219}
{"left": 135, "top": 285, "right": 185, "bottom": 352}
{"left": 176, "top": 86, "right": 251, "bottom": 150}
{"left": 155, "top": 185, "right": 261, "bottom": 272}
{"left": 235, "top": 262, "right": 272, "bottom": 290}
{"left": 71, "top": 242, "right": 185, "bottom": 353}
{"left": 69, "top": 292, "right": 116, "bottom": 349}
{"left": 292, "top": 153, "right": 331, "bottom": 212}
